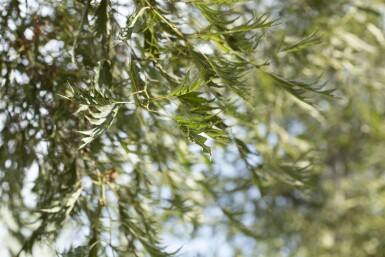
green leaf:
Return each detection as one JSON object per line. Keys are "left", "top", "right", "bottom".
{"left": 78, "top": 104, "right": 119, "bottom": 149}
{"left": 281, "top": 32, "right": 324, "bottom": 53}
{"left": 260, "top": 70, "right": 334, "bottom": 104}
{"left": 170, "top": 0, "right": 250, "bottom": 4}
{"left": 153, "top": 9, "right": 184, "bottom": 38}
{"left": 168, "top": 69, "right": 206, "bottom": 96}
{"left": 234, "top": 138, "right": 252, "bottom": 154}
{"left": 230, "top": 13, "right": 276, "bottom": 33}
{"left": 59, "top": 83, "right": 114, "bottom": 106}
{"left": 225, "top": 32, "right": 263, "bottom": 53}
{"left": 94, "top": 0, "right": 110, "bottom": 36}
{"left": 128, "top": 60, "right": 145, "bottom": 91}
{"left": 65, "top": 184, "right": 83, "bottom": 215}
{"left": 173, "top": 116, "right": 211, "bottom": 154}
{"left": 61, "top": 246, "right": 88, "bottom": 257}
{"left": 195, "top": 51, "right": 255, "bottom": 109}
{"left": 94, "top": 60, "right": 112, "bottom": 96}
{"left": 60, "top": 246, "right": 88, "bottom": 257}
{"left": 139, "top": 238, "right": 178, "bottom": 257}
{"left": 205, "top": 128, "right": 231, "bottom": 144}
{"left": 173, "top": 111, "right": 230, "bottom": 153}
{"left": 197, "top": 5, "right": 237, "bottom": 28}
{"left": 119, "top": 7, "right": 150, "bottom": 40}
{"left": 178, "top": 92, "right": 209, "bottom": 106}
{"left": 197, "top": 7, "right": 275, "bottom": 35}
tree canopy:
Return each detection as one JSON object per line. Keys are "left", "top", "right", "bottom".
{"left": 0, "top": 0, "right": 385, "bottom": 256}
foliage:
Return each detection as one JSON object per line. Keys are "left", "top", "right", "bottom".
{"left": 1, "top": 0, "right": 384, "bottom": 257}
{"left": 220, "top": 0, "right": 385, "bottom": 256}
